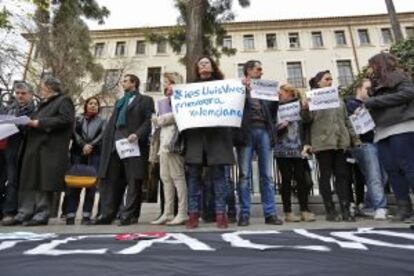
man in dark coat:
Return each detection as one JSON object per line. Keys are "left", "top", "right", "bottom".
{"left": 1, "top": 81, "right": 36, "bottom": 226}
{"left": 13, "top": 76, "right": 75, "bottom": 226}
{"left": 95, "top": 74, "right": 154, "bottom": 226}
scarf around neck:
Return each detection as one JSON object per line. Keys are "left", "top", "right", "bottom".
{"left": 115, "top": 91, "right": 135, "bottom": 127}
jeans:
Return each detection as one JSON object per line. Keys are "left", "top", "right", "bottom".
{"left": 2, "top": 144, "right": 20, "bottom": 216}
{"left": 188, "top": 164, "right": 226, "bottom": 214}
{"left": 352, "top": 143, "right": 387, "bottom": 210}
{"left": 377, "top": 132, "right": 414, "bottom": 201}
{"left": 225, "top": 165, "right": 237, "bottom": 217}
{"left": 237, "top": 127, "right": 276, "bottom": 218}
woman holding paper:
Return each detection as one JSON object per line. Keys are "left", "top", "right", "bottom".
{"left": 302, "top": 70, "right": 360, "bottom": 222}
{"left": 65, "top": 97, "right": 106, "bottom": 225}
{"left": 364, "top": 53, "right": 414, "bottom": 222}
{"left": 150, "top": 72, "right": 187, "bottom": 226}
{"left": 184, "top": 56, "right": 235, "bottom": 229}
{"left": 275, "top": 84, "right": 315, "bottom": 222}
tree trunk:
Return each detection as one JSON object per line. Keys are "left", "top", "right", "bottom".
{"left": 185, "top": 0, "right": 205, "bottom": 82}
{"left": 385, "top": 0, "right": 404, "bottom": 42}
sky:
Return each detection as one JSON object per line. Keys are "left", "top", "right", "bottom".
{"left": 87, "top": 0, "right": 414, "bottom": 30}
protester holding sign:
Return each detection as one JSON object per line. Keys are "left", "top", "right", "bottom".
{"left": 1, "top": 81, "right": 35, "bottom": 226}
{"left": 363, "top": 53, "right": 414, "bottom": 223}
{"left": 184, "top": 56, "right": 235, "bottom": 229}
{"left": 96, "top": 74, "right": 154, "bottom": 226}
{"left": 345, "top": 79, "right": 387, "bottom": 220}
{"left": 65, "top": 97, "right": 106, "bottom": 225}
{"left": 274, "top": 84, "right": 315, "bottom": 223}
{"left": 150, "top": 72, "right": 188, "bottom": 226}
{"left": 14, "top": 76, "right": 75, "bottom": 226}
{"left": 235, "top": 60, "right": 282, "bottom": 227}
{"left": 302, "top": 70, "right": 360, "bottom": 222}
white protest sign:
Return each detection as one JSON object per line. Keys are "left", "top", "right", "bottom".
{"left": 278, "top": 101, "right": 301, "bottom": 122}
{"left": 171, "top": 80, "right": 246, "bottom": 131}
{"left": 349, "top": 108, "right": 376, "bottom": 135}
{"left": 250, "top": 79, "right": 279, "bottom": 101}
{"left": 0, "top": 124, "right": 19, "bottom": 140}
{"left": 0, "top": 115, "right": 31, "bottom": 125}
{"left": 306, "top": 87, "right": 340, "bottom": 111}
{"left": 115, "top": 139, "right": 140, "bottom": 159}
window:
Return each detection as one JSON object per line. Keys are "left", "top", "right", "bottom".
{"left": 335, "top": 30, "right": 347, "bottom": 46}
{"left": 406, "top": 26, "right": 414, "bottom": 39}
{"left": 288, "top": 32, "right": 300, "bottom": 49}
{"left": 243, "top": 34, "right": 255, "bottom": 50}
{"left": 146, "top": 67, "right": 162, "bottom": 92}
{"left": 358, "top": 29, "right": 371, "bottom": 45}
{"left": 237, "top": 63, "right": 245, "bottom": 78}
{"left": 311, "top": 31, "right": 324, "bottom": 48}
{"left": 136, "top": 40, "right": 146, "bottom": 55}
{"left": 337, "top": 60, "right": 354, "bottom": 87}
{"left": 103, "top": 69, "right": 122, "bottom": 90}
{"left": 115, "top": 41, "right": 126, "bottom": 56}
{"left": 266, "top": 33, "right": 277, "bottom": 49}
{"left": 381, "top": 28, "right": 394, "bottom": 44}
{"left": 222, "top": 36, "right": 232, "bottom": 49}
{"left": 286, "top": 62, "right": 305, "bottom": 88}
{"left": 156, "top": 40, "right": 167, "bottom": 54}
{"left": 94, "top": 43, "right": 105, "bottom": 57}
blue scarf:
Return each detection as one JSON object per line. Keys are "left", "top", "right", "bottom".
{"left": 115, "top": 91, "right": 135, "bottom": 127}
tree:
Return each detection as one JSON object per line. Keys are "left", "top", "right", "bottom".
{"left": 33, "top": 0, "right": 109, "bottom": 97}
{"left": 147, "top": 0, "right": 250, "bottom": 82}
{"left": 385, "top": 0, "right": 403, "bottom": 42}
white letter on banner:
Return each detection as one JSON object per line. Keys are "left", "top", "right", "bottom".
{"left": 222, "top": 231, "right": 329, "bottom": 251}
{"left": 294, "top": 229, "right": 368, "bottom": 250}
{"left": 0, "top": 232, "right": 58, "bottom": 252}
{"left": 0, "top": 241, "right": 24, "bottom": 251}
{"left": 118, "top": 233, "right": 214, "bottom": 254}
{"left": 330, "top": 228, "right": 414, "bottom": 250}
{"left": 24, "top": 235, "right": 113, "bottom": 256}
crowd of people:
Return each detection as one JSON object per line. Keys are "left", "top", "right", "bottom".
{"left": 0, "top": 51, "right": 413, "bottom": 229}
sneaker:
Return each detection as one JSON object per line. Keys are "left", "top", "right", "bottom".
{"left": 374, "top": 208, "right": 387, "bottom": 220}
{"left": 301, "top": 211, "right": 316, "bottom": 222}
{"left": 237, "top": 215, "right": 250, "bottom": 227}
{"left": 265, "top": 215, "right": 283, "bottom": 225}
{"left": 66, "top": 217, "right": 75, "bottom": 225}
{"left": 285, "top": 212, "right": 300, "bottom": 222}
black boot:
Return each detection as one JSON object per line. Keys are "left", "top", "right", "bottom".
{"left": 324, "top": 201, "right": 341, "bottom": 222}
{"left": 340, "top": 201, "right": 356, "bottom": 222}
{"left": 391, "top": 199, "right": 413, "bottom": 222}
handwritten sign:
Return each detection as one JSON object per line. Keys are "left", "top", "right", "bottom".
{"left": 115, "top": 139, "right": 140, "bottom": 159}
{"left": 157, "top": 98, "right": 172, "bottom": 115}
{"left": 350, "top": 108, "right": 376, "bottom": 135}
{"left": 250, "top": 79, "right": 279, "bottom": 101}
{"left": 0, "top": 124, "right": 19, "bottom": 140}
{"left": 278, "top": 101, "right": 301, "bottom": 122}
{"left": 171, "top": 80, "right": 246, "bottom": 131}
{"left": 306, "top": 87, "right": 340, "bottom": 111}
{"left": 0, "top": 115, "right": 31, "bottom": 125}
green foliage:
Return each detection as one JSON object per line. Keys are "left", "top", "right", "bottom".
{"left": 390, "top": 38, "right": 414, "bottom": 77}
{"left": 34, "top": 0, "right": 109, "bottom": 97}
{"left": 145, "top": 0, "right": 250, "bottom": 64}
{"left": 0, "top": 7, "right": 11, "bottom": 29}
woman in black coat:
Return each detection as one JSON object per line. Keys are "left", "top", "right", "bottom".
{"left": 185, "top": 56, "right": 235, "bottom": 229}
{"left": 15, "top": 76, "right": 75, "bottom": 226}
{"left": 65, "top": 96, "right": 106, "bottom": 225}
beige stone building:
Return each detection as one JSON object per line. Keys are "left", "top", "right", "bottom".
{"left": 28, "top": 12, "right": 414, "bottom": 105}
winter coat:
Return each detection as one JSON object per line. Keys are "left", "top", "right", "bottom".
{"left": 19, "top": 93, "right": 75, "bottom": 192}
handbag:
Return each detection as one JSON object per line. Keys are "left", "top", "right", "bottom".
{"left": 65, "top": 163, "right": 97, "bottom": 188}
{"left": 168, "top": 126, "right": 185, "bottom": 155}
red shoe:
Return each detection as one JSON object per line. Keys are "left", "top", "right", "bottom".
{"left": 216, "top": 213, "right": 228, "bottom": 229}
{"left": 185, "top": 213, "right": 199, "bottom": 229}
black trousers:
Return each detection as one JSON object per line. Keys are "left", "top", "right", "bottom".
{"left": 277, "top": 158, "right": 311, "bottom": 212}
{"left": 99, "top": 152, "right": 143, "bottom": 221}
{"left": 316, "top": 150, "right": 351, "bottom": 204}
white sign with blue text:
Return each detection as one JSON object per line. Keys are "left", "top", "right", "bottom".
{"left": 171, "top": 80, "right": 246, "bottom": 131}
{"left": 306, "top": 87, "right": 340, "bottom": 111}
{"left": 349, "top": 107, "right": 376, "bottom": 135}
{"left": 250, "top": 79, "right": 279, "bottom": 101}
{"left": 278, "top": 101, "right": 301, "bottom": 122}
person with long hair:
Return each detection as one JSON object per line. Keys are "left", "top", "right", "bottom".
{"left": 184, "top": 56, "right": 234, "bottom": 229}
{"left": 65, "top": 97, "right": 106, "bottom": 225}
{"left": 150, "top": 72, "right": 187, "bottom": 225}
{"left": 364, "top": 53, "right": 414, "bottom": 222}
{"left": 302, "top": 71, "right": 360, "bottom": 222}
{"left": 275, "top": 84, "right": 315, "bottom": 222}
